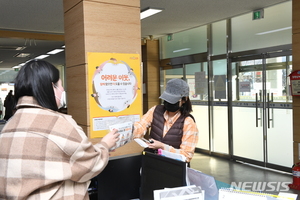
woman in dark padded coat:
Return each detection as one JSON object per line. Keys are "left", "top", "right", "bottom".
{"left": 133, "top": 78, "right": 199, "bottom": 163}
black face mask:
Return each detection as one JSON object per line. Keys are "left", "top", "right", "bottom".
{"left": 164, "top": 101, "right": 180, "bottom": 112}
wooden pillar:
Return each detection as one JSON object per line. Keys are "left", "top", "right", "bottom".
{"left": 141, "top": 39, "right": 161, "bottom": 113}
{"left": 292, "top": 0, "right": 300, "bottom": 163}
{"left": 63, "top": 0, "right": 142, "bottom": 155}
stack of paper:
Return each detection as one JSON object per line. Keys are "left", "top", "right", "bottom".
{"left": 154, "top": 185, "right": 204, "bottom": 200}
{"left": 157, "top": 149, "right": 186, "bottom": 162}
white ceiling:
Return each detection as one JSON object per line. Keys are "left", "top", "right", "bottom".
{"left": 0, "top": 0, "right": 291, "bottom": 74}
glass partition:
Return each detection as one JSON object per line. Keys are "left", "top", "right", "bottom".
{"left": 212, "top": 20, "right": 227, "bottom": 55}
{"left": 212, "top": 60, "right": 228, "bottom": 154}
{"left": 186, "top": 63, "right": 209, "bottom": 150}
{"left": 231, "top": 1, "right": 292, "bottom": 52}
{"left": 160, "top": 26, "right": 207, "bottom": 59}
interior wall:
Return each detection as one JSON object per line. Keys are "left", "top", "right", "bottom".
{"left": 142, "top": 39, "right": 161, "bottom": 113}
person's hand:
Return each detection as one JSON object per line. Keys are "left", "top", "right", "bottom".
{"left": 101, "top": 129, "right": 119, "bottom": 150}
{"left": 147, "top": 139, "right": 164, "bottom": 150}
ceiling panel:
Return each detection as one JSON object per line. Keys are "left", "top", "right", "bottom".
{"left": 0, "top": 0, "right": 291, "bottom": 82}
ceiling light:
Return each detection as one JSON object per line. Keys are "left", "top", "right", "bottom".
{"left": 173, "top": 48, "right": 191, "bottom": 53}
{"left": 47, "top": 49, "right": 64, "bottom": 54}
{"left": 13, "top": 53, "right": 31, "bottom": 58}
{"left": 12, "top": 63, "right": 25, "bottom": 69}
{"left": 256, "top": 27, "right": 292, "bottom": 35}
{"left": 141, "top": 7, "right": 163, "bottom": 20}
{"left": 35, "top": 55, "right": 49, "bottom": 59}
{"left": 16, "top": 46, "right": 26, "bottom": 51}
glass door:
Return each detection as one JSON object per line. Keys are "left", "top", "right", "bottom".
{"left": 231, "top": 54, "right": 293, "bottom": 170}
{"left": 232, "top": 58, "right": 264, "bottom": 163}
{"left": 265, "top": 56, "right": 293, "bottom": 169}
{"left": 186, "top": 60, "right": 229, "bottom": 155}
{"left": 185, "top": 63, "right": 210, "bottom": 151}
{"left": 211, "top": 59, "right": 229, "bottom": 154}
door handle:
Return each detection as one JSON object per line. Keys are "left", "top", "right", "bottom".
{"left": 267, "top": 93, "right": 274, "bottom": 129}
{"left": 270, "top": 93, "right": 274, "bottom": 128}
{"left": 255, "top": 93, "right": 260, "bottom": 127}
{"left": 267, "top": 93, "right": 270, "bottom": 129}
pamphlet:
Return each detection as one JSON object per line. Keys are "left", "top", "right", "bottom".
{"left": 134, "top": 138, "right": 149, "bottom": 148}
{"left": 109, "top": 121, "right": 133, "bottom": 150}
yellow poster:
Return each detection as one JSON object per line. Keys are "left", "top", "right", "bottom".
{"left": 87, "top": 52, "right": 142, "bottom": 138}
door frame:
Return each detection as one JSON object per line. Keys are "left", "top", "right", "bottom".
{"left": 229, "top": 46, "right": 292, "bottom": 172}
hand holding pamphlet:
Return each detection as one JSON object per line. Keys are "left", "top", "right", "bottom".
{"left": 109, "top": 121, "right": 133, "bottom": 150}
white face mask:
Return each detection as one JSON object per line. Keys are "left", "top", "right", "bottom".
{"left": 59, "top": 91, "right": 67, "bottom": 109}
{"left": 55, "top": 86, "right": 67, "bottom": 109}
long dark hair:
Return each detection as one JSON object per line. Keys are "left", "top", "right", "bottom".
{"left": 179, "top": 97, "right": 193, "bottom": 117}
{"left": 14, "top": 59, "right": 60, "bottom": 111}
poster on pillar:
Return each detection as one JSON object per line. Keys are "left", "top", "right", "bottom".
{"left": 88, "top": 52, "right": 142, "bottom": 138}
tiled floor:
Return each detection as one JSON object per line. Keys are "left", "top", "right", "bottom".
{"left": 190, "top": 153, "right": 300, "bottom": 199}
